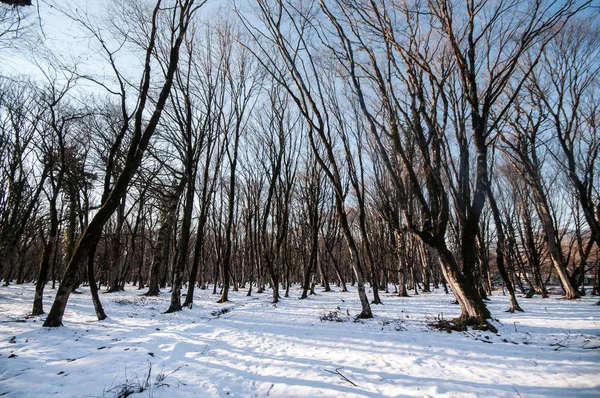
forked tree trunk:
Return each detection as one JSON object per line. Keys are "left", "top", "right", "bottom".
{"left": 166, "top": 177, "right": 195, "bottom": 313}
{"left": 434, "top": 242, "right": 491, "bottom": 322}
{"left": 219, "top": 112, "right": 244, "bottom": 303}
{"left": 183, "top": 148, "right": 215, "bottom": 307}
{"left": 42, "top": 1, "right": 195, "bottom": 327}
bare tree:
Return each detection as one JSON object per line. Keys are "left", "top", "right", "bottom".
{"left": 298, "top": 149, "right": 325, "bottom": 299}
{"left": 32, "top": 74, "right": 86, "bottom": 315}
{"left": 500, "top": 87, "right": 581, "bottom": 299}
{"left": 0, "top": 79, "right": 48, "bottom": 285}
{"left": 0, "top": 1, "right": 33, "bottom": 49}
{"left": 249, "top": 83, "right": 299, "bottom": 303}
{"left": 238, "top": 0, "right": 373, "bottom": 318}
{"left": 318, "top": 0, "right": 490, "bottom": 321}
{"left": 320, "top": 194, "right": 347, "bottom": 292}
{"left": 501, "top": 168, "right": 550, "bottom": 298}
{"left": 217, "top": 22, "right": 262, "bottom": 303}
{"left": 144, "top": 175, "right": 186, "bottom": 296}
{"left": 179, "top": 24, "right": 228, "bottom": 307}
{"left": 316, "top": 0, "right": 589, "bottom": 320}
{"left": 531, "top": 17, "right": 600, "bottom": 251}
{"left": 43, "top": 0, "right": 203, "bottom": 327}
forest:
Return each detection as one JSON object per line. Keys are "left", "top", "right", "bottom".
{"left": 1, "top": 0, "right": 599, "bottom": 332}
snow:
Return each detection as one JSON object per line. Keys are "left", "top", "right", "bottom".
{"left": 0, "top": 284, "right": 599, "bottom": 397}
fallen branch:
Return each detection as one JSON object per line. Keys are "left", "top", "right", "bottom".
{"left": 266, "top": 383, "right": 274, "bottom": 396}
{"left": 0, "top": 318, "right": 26, "bottom": 323}
{"left": 551, "top": 334, "right": 574, "bottom": 351}
{"left": 324, "top": 367, "right": 358, "bottom": 387}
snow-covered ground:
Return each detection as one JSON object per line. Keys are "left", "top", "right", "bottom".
{"left": 0, "top": 283, "right": 598, "bottom": 397}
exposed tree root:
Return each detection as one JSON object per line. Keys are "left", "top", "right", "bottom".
{"left": 506, "top": 305, "right": 525, "bottom": 313}
{"left": 428, "top": 315, "right": 498, "bottom": 334}
{"left": 355, "top": 310, "right": 373, "bottom": 320}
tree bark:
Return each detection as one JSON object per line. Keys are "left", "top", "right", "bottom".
{"left": 43, "top": 0, "right": 196, "bottom": 326}
{"left": 486, "top": 189, "right": 523, "bottom": 312}
{"left": 166, "top": 177, "right": 195, "bottom": 312}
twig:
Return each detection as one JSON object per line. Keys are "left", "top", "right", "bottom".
{"left": 324, "top": 367, "right": 358, "bottom": 387}
{"left": 551, "top": 334, "right": 572, "bottom": 351}
{"left": 551, "top": 342, "right": 566, "bottom": 351}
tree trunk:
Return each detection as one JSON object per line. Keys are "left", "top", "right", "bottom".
{"left": 146, "top": 179, "right": 186, "bottom": 297}
{"left": 300, "top": 226, "right": 318, "bottom": 299}
{"left": 532, "top": 186, "right": 580, "bottom": 299}
{"left": 166, "top": 177, "right": 194, "bottom": 313}
{"left": 433, "top": 241, "right": 491, "bottom": 322}
{"left": 318, "top": 254, "right": 331, "bottom": 292}
{"left": 333, "top": 193, "right": 372, "bottom": 318}
{"left": 327, "top": 248, "right": 347, "bottom": 292}
{"left": 87, "top": 245, "right": 107, "bottom": 320}
{"left": 42, "top": 1, "right": 195, "bottom": 327}
{"left": 183, "top": 216, "right": 206, "bottom": 307}
{"left": 32, "top": 217, "right": 57, "bottom": 316}
{"left": 396, "top": 232, "right": 409, "bottom": 297}
{"left": 32, "top": 184, "right": 61, "bottom": 316}
{"left": 486, "top": 190, "right": 523, "bottom": 312}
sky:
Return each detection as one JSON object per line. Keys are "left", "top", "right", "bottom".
{"left": 1, "top": 0, "right": 243, "bottom": 101}
{"left": 2, "top": 1, "right": 93, "bottom": 77}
